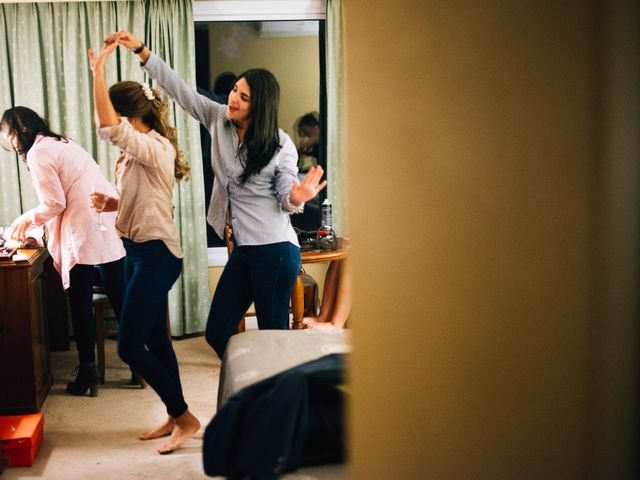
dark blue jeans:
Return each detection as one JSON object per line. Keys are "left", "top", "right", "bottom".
{"left": 67, "top": 258, "right": 125, "bottom": 365}
{"left": 205, "top": 241, "right": 302, "bottom": 359}
{"left": 118, "top": 239, "right": 187, "bottom": 418}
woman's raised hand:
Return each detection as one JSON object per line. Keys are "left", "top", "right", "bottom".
{"left": 289, "top": 166, "right": 328, "bottom": 207}
{"left": 88, "top": 35, "right": 120, "bottom": 73}
{"left": 107, "top": 29, "right": 141, "bottom": 52}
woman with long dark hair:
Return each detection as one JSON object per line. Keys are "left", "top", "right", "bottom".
{"left": 0, "top": 106, "right": 125, "bottom": 397}
{"left": 106, "top": 30, "right": 327, "bottom": 359}
{"left": 88, "top": 38, "right": 199, "bottom": 454}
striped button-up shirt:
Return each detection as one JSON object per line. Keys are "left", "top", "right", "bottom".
{"left": 142, "top": 54, "right": 302, "bottom": 247}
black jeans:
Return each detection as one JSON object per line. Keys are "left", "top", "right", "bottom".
{"left": 205, "top": 241, "right": 302, "bottom": 359}
{"left": 118, "top": 238, "right": 187, "bottom": 418}
{"left": 67, "top": 258, "right": 125, "bottom": 365}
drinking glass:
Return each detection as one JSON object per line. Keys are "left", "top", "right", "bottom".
{"left": 91, "top": 186, "right": 107, "bottom": 232}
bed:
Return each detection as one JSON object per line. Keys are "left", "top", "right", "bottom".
{"left": 218, "top": 329, "right": 351, "bottom": 407}
{"left": 214, "top": 329, "right": 351, "bottom": 479}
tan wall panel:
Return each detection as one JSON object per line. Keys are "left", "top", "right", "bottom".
{"left": 345, "top": 1, "right": 602, "bottom": 477}
{"left": 207, "top": 23, "right": 320, "bottom": 137}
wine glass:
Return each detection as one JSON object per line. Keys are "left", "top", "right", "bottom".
{"left": 91, "top": 186, "right": 108, "bottom": 232}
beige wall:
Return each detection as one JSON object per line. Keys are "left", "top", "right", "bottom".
{"left": 346, "top": 1, "right": 639, "bottom": 478}
{"left": 207, "top": 23, "right": 319, "bottom": 137}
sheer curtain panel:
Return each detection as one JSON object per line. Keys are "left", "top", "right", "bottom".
{"left": 0, "top": 0, "right": 209, "bottom": 335}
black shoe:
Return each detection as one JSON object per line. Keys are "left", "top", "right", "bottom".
{"left": 66, "top": 362, "right": 100, "bottom": 397}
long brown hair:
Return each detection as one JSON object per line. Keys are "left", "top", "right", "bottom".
{"left": 235, "top": 69, "right": 282, "bottom": 185}
{"left": 0, "top": 106, "right": 68, "bottom": 161}
{"left": 108, "top": 81, "right": 190, "bottom": 182}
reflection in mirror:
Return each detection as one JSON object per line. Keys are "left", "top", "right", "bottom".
{"left": 195, "top": 20, "right": 325, "bottom": 247}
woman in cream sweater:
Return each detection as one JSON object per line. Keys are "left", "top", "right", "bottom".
{"left": 88, "top": 39, "right": 199, "bottom": 454}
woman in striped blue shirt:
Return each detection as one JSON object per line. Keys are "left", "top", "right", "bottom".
{"left": 107, "top": 30, "right": 327, "bottom": 359}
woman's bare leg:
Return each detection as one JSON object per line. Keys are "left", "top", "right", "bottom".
{"left": 327, "top": 257, "right": 352, "bottom": 328}
{"left": 303, "top": 259, "right": 351, "bottom": 329}
{"left": 303, "top": 260, "right": 339, "bottom": 326}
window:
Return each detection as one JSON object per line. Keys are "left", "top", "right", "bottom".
{"left": 193, "top": 2, "right": 327, "bottom": 262}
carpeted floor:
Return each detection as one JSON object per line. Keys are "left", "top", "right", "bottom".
{"left": 3, "top": 335, "right": 218, "bottom": 479}
{"left": 2, "top": 333, "right": 345, "bottom": 479}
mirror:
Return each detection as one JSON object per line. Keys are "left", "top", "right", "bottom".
{"left": 194, "top": 20, "right": 325, "bottom": 247}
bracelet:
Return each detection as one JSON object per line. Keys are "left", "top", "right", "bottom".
{"left": 133, "top": 42, "right": 145, "bottom": 54}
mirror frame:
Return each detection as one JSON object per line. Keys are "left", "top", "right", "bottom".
{"left": 193, "top": 0, "right": 326, "bottom": 22}
{"left": 195, "top": 1, "right": 328, "bottom": 266}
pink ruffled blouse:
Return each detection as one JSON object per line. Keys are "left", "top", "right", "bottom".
{"left": 24, "top": 135, "right": 125, "bottom": 289}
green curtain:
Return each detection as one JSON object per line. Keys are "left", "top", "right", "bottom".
{"left": 0, "top": 0, "right": 209, "bottom": 335}
{"left": 143, "top": 0, "right": 211, "bottom": 335}
{"left": 0, "top": 1, "right": 145, "bottom": 221}
{"left": 325, "top": 0, "right": 347, "bottom": 237}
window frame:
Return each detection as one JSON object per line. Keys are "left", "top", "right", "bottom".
{"left": 193, "top": 1, "right": 326, "bottom": 22}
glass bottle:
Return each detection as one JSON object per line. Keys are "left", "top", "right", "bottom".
{"left": 316, "top": 199, "right": 337, "bottom": 250}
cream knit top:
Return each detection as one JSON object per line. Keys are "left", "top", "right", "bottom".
{"left": 98, "top": 118, "right": 183, "bottom": 259}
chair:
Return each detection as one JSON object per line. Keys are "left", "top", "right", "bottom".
{"left": 93, "top": 289, "right": 171, "bottom": 385}
{"left": 93, "top": 290, "right": 115, "bottom": 385}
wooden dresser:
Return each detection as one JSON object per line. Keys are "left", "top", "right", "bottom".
{"left": 0, "top": 248, "right": 67, "bottom": 415}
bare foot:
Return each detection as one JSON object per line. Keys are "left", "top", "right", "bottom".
{"left": 157, "top": 410, "right": 201, "bottom": 455}
{"left": 139, "top": 417, "right": 175, "bottom": 441}
{"left": 302, "top": 317, "right": 338, "bottom": 329}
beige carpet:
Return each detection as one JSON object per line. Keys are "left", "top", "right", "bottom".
{"left": 4, "top": 336, "right": 217, "bottom": 479}
{"left": 2, "top": 334, "right": 344, "bottom": 479}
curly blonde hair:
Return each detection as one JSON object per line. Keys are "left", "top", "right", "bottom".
{"left": 108, "top": 81, "right": 190, "bottom": 182}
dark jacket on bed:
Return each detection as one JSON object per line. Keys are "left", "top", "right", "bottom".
{"left": 203, "top": 353, "right": 346, "bottom": 479}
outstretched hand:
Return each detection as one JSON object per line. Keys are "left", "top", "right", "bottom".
{"left": 289, "top": 166, "right": 327, "bottom": 207}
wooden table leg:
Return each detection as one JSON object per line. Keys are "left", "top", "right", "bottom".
{"left": 290, "top": 271, "right": 305, "bottom": 329}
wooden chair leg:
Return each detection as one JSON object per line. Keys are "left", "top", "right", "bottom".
{"left": 291, "top": 271, "right": 305, "bottom": 329}
{"left": 238, "top": 316, "right": 246, "bottom": 333}
{"left": 95, "top": 302, "right": 106, "bottom": 385}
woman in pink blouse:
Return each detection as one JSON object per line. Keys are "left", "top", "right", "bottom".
{"left": 0, "top": 106, "right": 126, "bottom": 397}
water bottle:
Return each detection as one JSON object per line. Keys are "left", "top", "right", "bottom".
{"left": 316, "top": 199, "right": 336, "bottom": 250}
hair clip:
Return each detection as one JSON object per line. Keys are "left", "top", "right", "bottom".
{"left": 141, "top": 82, "right": 155, "bottom": 101}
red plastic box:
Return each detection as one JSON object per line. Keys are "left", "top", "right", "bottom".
{"left": 0, "top": 413, "right": 44, "bottom": 467}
